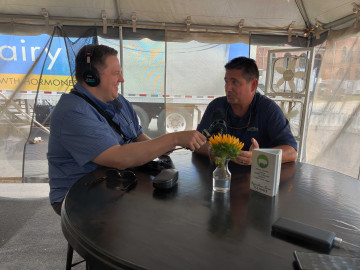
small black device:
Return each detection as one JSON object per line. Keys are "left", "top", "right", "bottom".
{"left": 152, "top": 168, "right": 178, "bottom": 190}
{"left": 138, "top": 155, "right": 175, "bottom": 174}
{"left": 105, "top": 169, "right": 137, "bottom": 191}
{"left": 272, "top": 217, "right": 342, "bottom": 251}
{"left": 294, "top": 250, "right": 360, "bottom": 270}
{"left": 83, "top": 45, "right": 100, "bottom": 87}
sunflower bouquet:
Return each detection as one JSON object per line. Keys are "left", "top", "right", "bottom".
{"left": 209, "top": 133, "right": 244, "bottom": 166}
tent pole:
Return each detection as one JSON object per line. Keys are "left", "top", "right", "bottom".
{"left": 295, "top": 0, "right": 311, "bottom": 28}
{"left": 119, "top": 26, "right": 124, "bottom": 96}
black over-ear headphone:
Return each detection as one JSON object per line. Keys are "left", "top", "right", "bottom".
{"left": 83, "top": 45, "right": 100, "bottom": 87}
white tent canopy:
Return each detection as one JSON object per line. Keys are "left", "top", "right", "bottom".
{"left": 0, "top": 0, "right": 359, "bottom": 37}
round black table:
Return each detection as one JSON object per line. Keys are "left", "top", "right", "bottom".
{"left": 62, "top": 151, "right": 360, "bottom": 269}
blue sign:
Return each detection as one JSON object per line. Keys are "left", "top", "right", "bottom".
{"left": 0, "top": 34, "right": 71, "bottom": 76}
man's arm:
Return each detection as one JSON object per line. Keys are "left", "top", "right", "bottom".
{"left": 137, "top": 133, "right": 179, "bottom": 156}
{"left": 136, "top": 133, "right": 151, "bottom": 142}
{"left": 92, "top": 130, "right": 206, "bottom": 170}
{"left": 233, "top": 96, "right": 298, "bottom": 165}
{"left": 274, "top": 145, "right": 297, "bottom": 163}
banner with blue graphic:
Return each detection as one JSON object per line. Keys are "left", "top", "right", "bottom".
{"left": 0, "top": 34, "right": 70, "bottom": 76}
{"left": 0, "top": 34, "right": 73, "bottom": 92}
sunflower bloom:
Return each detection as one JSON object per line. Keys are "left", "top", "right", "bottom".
{"left": 209, "top": 133, "right": 244, "bottom": 165}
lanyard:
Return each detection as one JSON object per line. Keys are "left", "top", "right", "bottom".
{"left": 70, "top": 90, "right": 129, "bottom": 141}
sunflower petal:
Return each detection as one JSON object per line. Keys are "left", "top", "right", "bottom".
{"left": 209, "top": 134, "right": 244, "bottom": 160}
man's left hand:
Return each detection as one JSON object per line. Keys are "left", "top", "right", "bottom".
{"left": 234, "top": 138, "right": 259, "bottom": 166}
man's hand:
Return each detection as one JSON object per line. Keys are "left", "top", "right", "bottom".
{"left": 234, "top": 138, "right": 259, "bottom": 166}
{"left": 176, "top": 130, "right": 207, "bottom": 152}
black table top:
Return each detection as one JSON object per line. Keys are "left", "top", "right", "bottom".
{"left": 61, "top": 151, "right": 360, "bottom": 270}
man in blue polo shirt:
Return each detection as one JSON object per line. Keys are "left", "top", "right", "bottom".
{"left": 48, "top": 44, "right": 206, "bottom": 215}
{"left": 195, "top": 57, "right": 297, "bottom": 165}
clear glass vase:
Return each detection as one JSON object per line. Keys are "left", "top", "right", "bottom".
{"left": 212, "top": 159, "right": 231, "bottom": 193}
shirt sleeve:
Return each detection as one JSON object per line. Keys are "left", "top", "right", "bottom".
{"left": 264, "top": 101, "right": 298, "bottom": 151}
{"left": 60, "top": 108, "right": 119, "bottom": 167}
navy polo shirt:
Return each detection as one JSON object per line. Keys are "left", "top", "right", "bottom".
{"left": 197, "top": 93, "right": 297, "bottom": 152}
{"left": 47, "top": 83, "right": 143, "bottom": 203}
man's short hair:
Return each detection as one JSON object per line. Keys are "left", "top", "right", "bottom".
{"left": 225, "top": 57, "right": 259, "bottom": 82}
{"left": 75, "top": 44, "right": 118, "bottom": 83}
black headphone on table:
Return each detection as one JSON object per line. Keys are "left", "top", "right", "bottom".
{"left": 83, "top": 45, "right": 100, "bottom": 87}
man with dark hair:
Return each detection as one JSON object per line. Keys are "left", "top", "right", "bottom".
{"left": 74, "top": 44, "right": 118, "bottom": 83}
{"left": 48, "top": 44, "right": 206, "bottom": 215}
{"left": 195, "top": 56, "right": 297, "bottom": 165}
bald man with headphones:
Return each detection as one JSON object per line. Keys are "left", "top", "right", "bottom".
{"left": 48, "top": 44, "right": 206, "bottom": 215}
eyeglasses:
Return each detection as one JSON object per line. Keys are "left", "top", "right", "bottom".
{"left": 106, "top": 169, "right": 136, "bottom": 180}
{"left": 225, "top": 105, "right": 252, "bottom": 130}
{"left": 86, "top": 169, "right": 137, "bottom": 191}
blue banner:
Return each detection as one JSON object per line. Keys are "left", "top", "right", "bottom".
{"left": 0, "top": 34, "right": 71, "bottom": 76}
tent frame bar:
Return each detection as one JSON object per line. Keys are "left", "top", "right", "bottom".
{"left": 0, "top": 13, "right": 309, "bottom": 37}
{"left": 295, "top": 0, "right": 311, "bottom": 28}
{"left": 0, "top": 1, "right": 358, "bottom": 36}
{"left": 323, "top": 13, "right": 357, "bottom": 29}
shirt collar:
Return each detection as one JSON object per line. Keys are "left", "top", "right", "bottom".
{"left": 252, "top": 92, "right": 259, "bottom": 106}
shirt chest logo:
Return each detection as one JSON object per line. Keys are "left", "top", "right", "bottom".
{"left": 247, "top": 127, "right": 258, "bottom": 132}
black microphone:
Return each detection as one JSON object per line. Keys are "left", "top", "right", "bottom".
{"left": 202, "top": 109, "right": 227, "bottom": 139}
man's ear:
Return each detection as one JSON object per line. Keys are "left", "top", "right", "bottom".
{"left": 251, "top": 78, "right": 258, "bottom": 92}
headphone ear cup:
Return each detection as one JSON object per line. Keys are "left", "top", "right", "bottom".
{"left": 83, "top": 66, "right": 100, "bottom": 87}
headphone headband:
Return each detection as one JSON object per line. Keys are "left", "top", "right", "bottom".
{"left": 86, "top": 52, "right": 91, "bottom": 64}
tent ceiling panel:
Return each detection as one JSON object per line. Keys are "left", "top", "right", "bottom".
{"left": 0, "top": 0, "right": 358, "bottom": 34}
{"left": 116, "top": 0, "right": 304, "bottom": 28}
{"left": 0, "top": 0, "right": 119, "bottom": 20}
{"left": 304, "top": 0, "right": 357, "bottom": 27}
{"left": 224, "top": 0, "right": 304, "bottom": 28}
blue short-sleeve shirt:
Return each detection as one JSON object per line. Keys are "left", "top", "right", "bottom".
{"left": 197, "top": 93, "right": 298, "bottom": 152}
{"left": 47, "top": 83, "right": 143, "bottom": 203}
